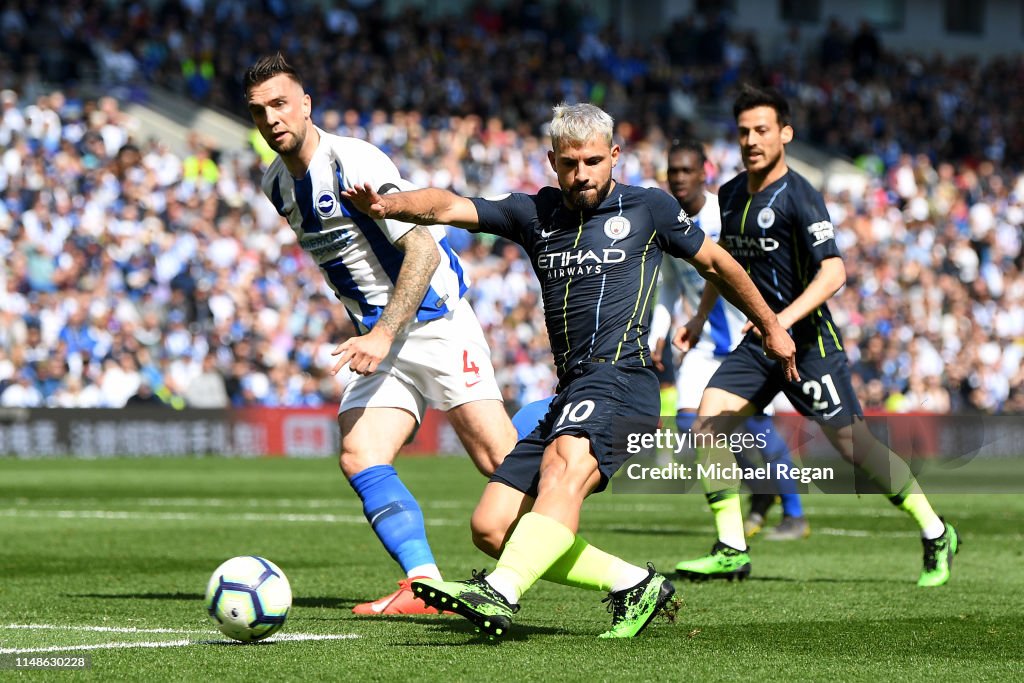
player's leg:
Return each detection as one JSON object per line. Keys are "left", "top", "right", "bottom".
{"left": 468, "top": 433, "right": 656, "bottom": 595}
{"left": 674, "top": 386, "right": 758, "bottom": 580}
{"left": 421, "top": 298, "right": 519, "bottom": 475}
{"left": 676, "top": 338, "right": 782, "bottom": 579}
{"left": 447, "top": 398, "right": 518, "bottom": 475}
{"left": 746, "top": 406, "right": 809, "bottom": 541}
{"left": 339, "top": 372, "right": 443, "bottom": 615}
{"left": 783, "top": 354, "right": 958, "bottom": 586}
{"left": 414, "top": 367, "right": 673, "bottom": 638}
{"left": 673, "top": 348, "right": 720, "bottom": 460}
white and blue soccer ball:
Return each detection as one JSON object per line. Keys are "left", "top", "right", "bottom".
{"left": 204, "top": 556, "right": 292, "bottom": 642}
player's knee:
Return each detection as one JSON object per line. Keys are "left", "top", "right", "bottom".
{"left": 476, "top": 445, "right": 506, "bottom": 476}
{"left": 464, "top": 430, "right": 515, "bottom": 477}
{"left": 338, "top": 449, "right": 391, "bottom": 479}
{"left": 470, "top": 513, "right": 508, "bottom": 558}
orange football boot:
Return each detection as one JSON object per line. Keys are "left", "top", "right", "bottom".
{"left": 352, "top": 577, "right": 442, "bottom": 615}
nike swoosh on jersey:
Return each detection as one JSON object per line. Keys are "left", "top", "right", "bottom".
{"left": 823, "top": 406, "right": 843, "bottom": 419}
{"left": 540, "top": 229, "right": 556, "bottom": 238}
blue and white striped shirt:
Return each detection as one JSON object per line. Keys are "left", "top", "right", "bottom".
{"left": 262, "top": 130, "right": 467, "bottom": 333}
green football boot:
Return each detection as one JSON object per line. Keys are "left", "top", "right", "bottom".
{"left": 675, "top": 541, "right": 751, "bottom": 581}
{"left": 411, "top": 571, "right": 519, "bottom": 638}
{"left": 918, "top": 521, "right": 960, "bottom": 587}
{"left": 598, "top": 564, "right": 676, "bottom": 639}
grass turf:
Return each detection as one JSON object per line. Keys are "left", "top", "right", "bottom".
{"left": 0, "top": 456, "right": 1021, "bottom": 681}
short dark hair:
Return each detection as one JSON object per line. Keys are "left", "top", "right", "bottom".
{"left": 243, "top": 53, "right": 302, "bottom": 96}
{"left": 668, "top": 138, "right": 706, "bottom": 166}
{"left": 732, "top": 84, "right": 790, "bottom": 128}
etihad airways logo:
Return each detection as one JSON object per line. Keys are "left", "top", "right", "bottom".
{"left": 537, "top": 248, "right": 626, "bottom": 277}
{"left": 723, "top": 234, "right": 779, "bottom": 254}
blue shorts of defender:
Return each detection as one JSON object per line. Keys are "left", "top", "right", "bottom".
{"left": 491, "top": 363, "right": 660, "bottom": 497}
{"left": 707, "top": 334, "right": 864, "bottom": 427}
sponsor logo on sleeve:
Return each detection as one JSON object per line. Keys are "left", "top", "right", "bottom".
{"left": 807, "top": 220, "right": 835, "bottom": 246}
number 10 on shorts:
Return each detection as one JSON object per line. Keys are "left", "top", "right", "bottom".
{"left": 556, "top": 400, "right": 595, "bottom": 427}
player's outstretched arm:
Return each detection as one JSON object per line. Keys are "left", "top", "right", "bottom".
{"left": 342, "top": 183, "right": 481, "bottom": 230}
{"left": 687, "top": 239, "right": 799, "bottom": 381}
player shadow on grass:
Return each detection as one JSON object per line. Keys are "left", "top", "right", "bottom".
{"left": 72, "top": 591, "right": 206, "bottom": 601}
{"left": 398, "top": 619, "right": 568, "bottom": 644}
{"left": 69, "top": 592, "right": 359, "bottom": 610}
{"left": 600, "top": 524, "right": 708, "bottom": 537}
{"left": 743, "top": 576, "right": 909, "bottom": 584}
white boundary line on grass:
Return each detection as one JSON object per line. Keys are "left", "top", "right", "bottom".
{"left": 5, "top": 624, "right": 200, "bottom": 634}
{"left": 0, "top": 624, "right": 360, "bottom": 654}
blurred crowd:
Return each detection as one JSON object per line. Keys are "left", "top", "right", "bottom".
{"left": 0, "top": 1, "right": 1021, "bottom": 414}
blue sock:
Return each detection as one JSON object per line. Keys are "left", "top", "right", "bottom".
{"left": 348, "top": 465, "right": 436, "bottom": 574}
{"left": 745, "top": 415, "right": 804, "bottom": 518}
{"left": 675, "top": 411, "right": 696, "bottom": 433}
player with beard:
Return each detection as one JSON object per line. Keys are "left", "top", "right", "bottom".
{"left": 673, "top": 85, "right": 959, "bottom": 586}
{"left": 649, "top": 139, "right": 809, "bottom": 545}
{"left": 343, "top": 103, "right": 797, "bottom": 638}
{"left": 245, "top": 53, "right": 522, "bottom": 615}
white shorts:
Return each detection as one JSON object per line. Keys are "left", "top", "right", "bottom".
{"left": 339, "top": 298, "right": 502, "bottom": 422}
{"left": 675, "top": 347, "right": 724, "bottom": 411}
{"left": 675, "top": 346, "right": 775, "bottom": 415}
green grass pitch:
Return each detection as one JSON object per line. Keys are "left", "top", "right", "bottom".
{"left": 1, "top": 456, "right": 1021, "bottom": 681}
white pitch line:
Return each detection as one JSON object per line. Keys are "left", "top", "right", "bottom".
{"left": 0, "top": 634, "right": 359, "bottom": 655}
{"left": 0, "top": 508, "right": 460, "bottom": 526}
{"left": 4, "top": 624, "right": 203, "bottom": 634}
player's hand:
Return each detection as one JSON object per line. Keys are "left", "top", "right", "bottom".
{"left": 673, "top": 316, "right": 705, "bottom": 354}
{"left": 761, "top": 322, "right": 800, "bottom": 383}
{"left": 651, "top": 337, "right": 666, "bottom": 372}
{"left": 330, "top": 327, "right": 394, "bottom": 376}
{"left": 341, "top": 182, "right": 387, "bottom": 219}
{"left": 744, "top": 311, "right": 791, "bottom": 337}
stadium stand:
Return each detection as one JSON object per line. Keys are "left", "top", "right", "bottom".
{"left": 0, "top": 2, "right": 1021, "bottom": 414}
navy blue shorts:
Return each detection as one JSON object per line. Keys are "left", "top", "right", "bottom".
{"left": 707, "top": 335, "right": 863, "bottom": 427}
{"left": 490, "top": 363, "right": 660, "bottom": 497}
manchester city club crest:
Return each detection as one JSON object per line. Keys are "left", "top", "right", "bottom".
{"left": 604, "top": 215, "right": 631, "bottom": 240}
{"left": 757, "top": 207, "right": 776, "bottom": 229}
{"left": 316, "top": 190, "right": 338, "bottom": 217}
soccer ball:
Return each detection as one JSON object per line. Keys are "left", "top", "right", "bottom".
{"left": 204, "top": 556, "right": 292, "bottom": 642}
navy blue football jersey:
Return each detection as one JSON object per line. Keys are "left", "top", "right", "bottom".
{"left": 717, "top": 169, "right": 844, "bottom": 354}
{"left": 470, "top": 183, "right": 705, "bottom": 381}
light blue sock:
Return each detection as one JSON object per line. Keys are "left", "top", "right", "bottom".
{"left": 349, "top": 465, "right": 436, "bottom": 573}
{"left": 746, "top": 415, "right": 803, "bottom": 518}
